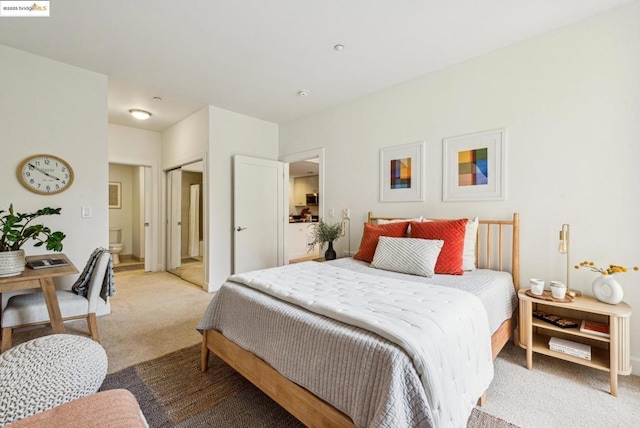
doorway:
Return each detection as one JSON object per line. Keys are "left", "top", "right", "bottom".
{"left": 166, "top": 160, "right": 205, "bottom": 287}
{"left": 280, "top": 148, "right": 325, "bottom": 264}
{"left": 108, "top": 163, "right": 152, "bottom": 273}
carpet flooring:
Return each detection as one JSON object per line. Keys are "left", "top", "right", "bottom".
{"left": 101, "top": 344, "right": 517, "bottom": 428}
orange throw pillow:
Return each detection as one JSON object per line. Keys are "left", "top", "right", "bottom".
{"left": 353, "top": 222, "right": 410, "bottom": 263}
{"left": 410, "top": 219, "right": 467, "bottom": 275}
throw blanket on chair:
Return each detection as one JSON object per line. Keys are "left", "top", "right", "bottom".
{"left": 71, "top": 247, "right": 115, "bottom": 302}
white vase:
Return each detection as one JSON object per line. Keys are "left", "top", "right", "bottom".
{"left": 592, "top": 275, "right": 624, "bottom": 305}
{"left": 0, "top": 249, "right": 26, "bottom": 278}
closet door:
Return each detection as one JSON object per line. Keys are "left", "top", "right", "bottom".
{"left": 167, "top": 168, "right": 182, "bottom": 272}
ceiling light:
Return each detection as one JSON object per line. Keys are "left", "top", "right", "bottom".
{"left": 333, "top": 44, "right": 344, "bottom": 51}
{"left": 129, "top": 109, "right": 152, "bottom": 120}
{"left": 297, "top": 90, "right": 309, "bottom": 97}
{"left": 153, "top": 96, "right": 162, "bottom": 101}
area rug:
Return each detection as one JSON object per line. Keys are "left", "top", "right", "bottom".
{"left": 101, "top": 344, "right": 518, "bottom": 427}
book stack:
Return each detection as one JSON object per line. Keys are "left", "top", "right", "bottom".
{"left": 580, "top": 320, "right": 610, "bottom": 338}
{"left": 549, "top": 337, "right": 591, "bottom": 360}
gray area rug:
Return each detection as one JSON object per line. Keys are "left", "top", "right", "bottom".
{"left": 101, "top": 344, "right": 517, "bottom": 427}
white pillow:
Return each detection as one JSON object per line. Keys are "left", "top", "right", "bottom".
{"left": 462, "top": 217, "right": 479, "bottom": 271}
{"left": 371, "top": 237, "right": 444, "bottom": 277}
{"left": 375, "top": 217, "right": 423, "bottom": 225}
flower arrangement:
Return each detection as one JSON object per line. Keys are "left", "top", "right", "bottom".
{"left": 575, "top": 261, "right": 639, "bottom": 276}
{"left": 309, "top": 219, "right": 342, "bottom": 251}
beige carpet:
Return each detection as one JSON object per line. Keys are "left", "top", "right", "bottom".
{"left": 7, "top": 270, "right": 214, "bottom": 374}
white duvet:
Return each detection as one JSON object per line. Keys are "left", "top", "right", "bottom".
{"left": 230, "top": 261, "right": 494, "bottom": 428}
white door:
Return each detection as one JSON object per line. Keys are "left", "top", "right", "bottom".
{"left": 143, "top": 166, "right": 152, "bottom": 272}
{"left": 167, "top": 168, "right": 182, "bottom": 271}
{"left": 233, "top": 155, "right": 284, "bottom": 274}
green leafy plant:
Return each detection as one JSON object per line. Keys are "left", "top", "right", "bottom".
{"left": 309, "top": 219, "right": 342, "bottom": 250}
{"left": 0, "top": 204, "right": 66, "bottom": 252}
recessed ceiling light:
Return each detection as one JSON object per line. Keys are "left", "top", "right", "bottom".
{"left": 129, "top": 109, "right": 152, "bottom": 120}
{"left": 333, "top": 44, "right": 344, "bottom": 51}
{"left": 297, "top": 90, "right": 309, "bottom": 97}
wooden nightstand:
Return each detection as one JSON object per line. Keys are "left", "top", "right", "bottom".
{"left": 518, "top": 289, "right": 632, "bottom": 396}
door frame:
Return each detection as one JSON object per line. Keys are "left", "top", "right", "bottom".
{"left": 279, "top": 148, "right": 325, "bottom": 264}
{"left": 161, "top": 153, "right": 208, "bottom": 290}
{"left": 107, "top": 161, "right": 157, "bottom": 272}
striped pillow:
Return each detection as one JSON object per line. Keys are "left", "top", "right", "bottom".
{"left": 371, "top": 237, "right": 444, "bottom": 277}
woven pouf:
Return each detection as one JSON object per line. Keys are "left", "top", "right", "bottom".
{"left": 0, "top": 334, "right": 108, "bottom": 426}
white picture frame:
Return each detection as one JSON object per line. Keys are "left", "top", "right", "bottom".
{"left": 109, "top": 181, "right": 122, "bottom": 209}
{"left": 442, "top": 129, "right": 506, "bottom": 201}
{"left": 379, "top": 141, "right": 425, "bottom": 202}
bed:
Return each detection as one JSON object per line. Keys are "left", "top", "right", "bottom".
{"left": 198, "top": 213, "right": 520, "bottom": 428}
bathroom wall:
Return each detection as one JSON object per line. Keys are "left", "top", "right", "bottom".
{"left": 108, "top": 163, "right": 134, "bottom": 257}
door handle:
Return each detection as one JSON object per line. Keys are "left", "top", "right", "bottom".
{"left": 236, "top": 226, "right": 247, "bottom": 232}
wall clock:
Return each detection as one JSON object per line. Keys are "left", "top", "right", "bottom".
{"left": 17, "top": 154, "right": 74, "bottom": 195}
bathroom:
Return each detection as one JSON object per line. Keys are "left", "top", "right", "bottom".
{"left": 108, "top": 163, "right": 148, "bottom": 271}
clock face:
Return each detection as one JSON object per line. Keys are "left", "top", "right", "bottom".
{"left": 18, "top": 154, "right": 74, "bottom": 195}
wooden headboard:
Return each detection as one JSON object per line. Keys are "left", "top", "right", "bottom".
{"left": 367, "top": 212, "right": 520, "bottom": 290}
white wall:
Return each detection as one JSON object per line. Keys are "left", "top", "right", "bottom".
{"left": 0, "top": 45, "right": 108, "bottom": 294}
{"left": 108, "top": 124, "right": 162, "bottom": 270}
{"left": 279, "top": 4, "right": 640, "bottom": 370}
{"left": 209, "top": 106, "right": 279, "bottom": 290}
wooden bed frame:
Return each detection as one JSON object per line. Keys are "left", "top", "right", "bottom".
{"left": 202, "top": 213, "right": 520, "bottom": 428}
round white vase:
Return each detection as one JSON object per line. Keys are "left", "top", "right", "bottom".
{"left": 592, "top": 275, "right": 624, "bottom": 305}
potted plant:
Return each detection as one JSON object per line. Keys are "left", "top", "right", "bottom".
{"left": 0, "top": 204, "right": 66, "bottom": 277}
{"left": 309, "top": 219, "right": 342, "bottom": 260}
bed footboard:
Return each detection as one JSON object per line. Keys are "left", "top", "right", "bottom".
{"left": 202, "top": 329, "right": 355, "bottom": 428}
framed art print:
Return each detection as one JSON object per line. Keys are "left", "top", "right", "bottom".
{"left": 380, "top": 141, "right": 425, "bottom": 202}
{"left": 442, "top": 129, "right": 506, "bottom": 201}
{"left": 109, "top": 181, "right": 122, "bottom": 209}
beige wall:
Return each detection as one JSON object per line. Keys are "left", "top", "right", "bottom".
{"left": 279, "top": 3, "right": 640, "bottom": 370}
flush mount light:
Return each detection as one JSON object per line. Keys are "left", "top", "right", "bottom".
{"left": 297, "top": 90, "right": 309, "bottom": 97}
{"left": 129, "top": 109, "right": 152, "bottom": 120}
{"left": 333, "top": 44, "right": 345, "bottom": 51}
{"left": 152, "top": 96, "right": 162, "bottom": 101}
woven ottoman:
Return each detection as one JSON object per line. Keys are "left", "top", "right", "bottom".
{"left": 0, "top": 334, "right": 108, "bottom": 426}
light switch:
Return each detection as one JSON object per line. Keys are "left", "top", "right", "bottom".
{"left": 81, "top": 206, "right": 92, "bottom": 218}
{"left": 329, "top": 208, "right": 335, "bottom": 217}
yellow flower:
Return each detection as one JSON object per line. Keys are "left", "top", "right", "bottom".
{"left": 575, "top": 261, "right": 638, "bottom": 276}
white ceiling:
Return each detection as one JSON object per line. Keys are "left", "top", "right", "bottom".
{"left": 0, "top": 0, "right": 634, "bottom": 132}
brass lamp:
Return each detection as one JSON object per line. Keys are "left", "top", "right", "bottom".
{"left": 558, "top": 224, "right": 580, "bottom": 297}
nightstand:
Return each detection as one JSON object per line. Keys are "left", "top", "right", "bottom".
{"left": 518, "top": 289, "right": 632, "bottom": 396}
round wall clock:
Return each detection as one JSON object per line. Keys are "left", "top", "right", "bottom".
{"left": 17, "top": 154, "right": 74, "bottom": 195}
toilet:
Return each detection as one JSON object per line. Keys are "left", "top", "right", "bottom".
{"left": 108, "top": 228, "right": 124, "bottom": 265}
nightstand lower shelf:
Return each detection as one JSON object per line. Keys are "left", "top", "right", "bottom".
{"left": 531, "top": 333, "right": 610, "bottom": 371}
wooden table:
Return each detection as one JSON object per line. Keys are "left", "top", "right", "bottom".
{"left": 0, "top": 254, "right": 78, "bottom": 334}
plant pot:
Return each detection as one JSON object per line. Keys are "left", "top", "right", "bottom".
{"left": 592, "top": 275, "right": 623, "bottom": 305}
{"left": 324, "top": 241, "right": 337, "bottom": 261}
{"left": 0, "top": 250, "right": 26, "bottom": 278}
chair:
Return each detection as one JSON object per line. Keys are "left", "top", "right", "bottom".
{"left": 1, "top": 252, "right": 110, "bottom": 353}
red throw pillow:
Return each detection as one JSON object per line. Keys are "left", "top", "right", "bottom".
{"left": 353, "top": 222, "right": 410, "bottom": 263}
{"left": 410, "top": 219, "right": 467, "bottom": 275}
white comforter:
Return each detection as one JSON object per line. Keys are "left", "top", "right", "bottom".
{"left": 230, "top": 261, "right": 494, "bottom": 428}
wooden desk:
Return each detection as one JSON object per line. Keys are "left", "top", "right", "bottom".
{"left": 0, "top": 254, "right": 78, "bottom": 334}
